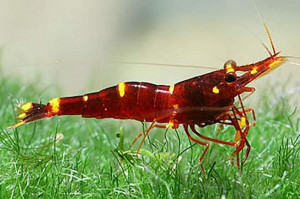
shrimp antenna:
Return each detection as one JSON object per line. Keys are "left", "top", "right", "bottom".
{"left": 285, "top": 55, "right": 300, "bottom": 60}
{"left": 260, "top": 38, "right": 273, "bottom": 57}
{"left": 115, "top": 61, "right": 218, "bottom": 70}
{"left": 284, "top": 56, "right": 300, "bottom": 67}
{"left": 252, "top": 1, "right": 277, "bottom": 55}
{"left": 263, "top": 22, "right": 276, "bottom": 55}
{"left": 288, "top": 61, "right": 300, "bottom": 67}
{"left": 251, "top": 31, "right": 272, "bottom": 56}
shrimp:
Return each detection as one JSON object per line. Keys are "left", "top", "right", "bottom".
{"left": 8, "top": 22, "right": 289, "bottom": 177}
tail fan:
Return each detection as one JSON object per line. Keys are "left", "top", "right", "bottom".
{"left": 8, "top": 102, "right": 50, "bottom": 129}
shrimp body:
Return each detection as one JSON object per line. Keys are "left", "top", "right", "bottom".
{"left": 11, "top": 54, "right": 284, "bottom": 129}
{"left": 9, "top": 23, "right": 289, "bottom": 176}
{"left": 12, "top": 71, "right": 237, "bottom": 128}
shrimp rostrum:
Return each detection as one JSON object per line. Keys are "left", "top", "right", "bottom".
{"left": 9, "top": 24, "right": 289, "bottom": 176}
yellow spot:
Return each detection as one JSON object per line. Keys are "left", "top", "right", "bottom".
{"left": 21, "top": 103, "right": 33, "bottom": 111}
{"left": 225, "top": 63, "right": 232, "bottom": 68}
{"left": 226, "top": 65, "right": 235, "bottom": 73}
{"left": 169, "top": 84, "right": 175, "bottom": 94}
{"left": 227, "top": 68, "right": 235, "bottom": 73}
{"left": 251, "top": 67, "right": 258, "bottom": 74}
{"left": 118, "top": 82, "right": 126, "bottom": 97}
{"left": 234, "top": 130, "right": 241, "bottom": 142}
{"left": 269, "top": 59, "right": 284, "bottom": 69}
{"left": 49, "top": 98, "right": 60, "bottom": 113}
{"left": 166, "top": 121, "right": 174, "bottom": 129}
{"left": 225, "top": 64, "right": 235, "bottom": 73}
{"left": 173, "top": 104, "right": 179, "bottom": 109}
{"left": 240, "top": 117, "right": 246, "bottom": 129}
{"left": 212, "top": 86, "right": 219, "bottom": 94}
{"left": 17, "top": 113, "right": 27, "bottom": 119}
{"left": 83, "top": 95, "right": 88, "bottom": 102}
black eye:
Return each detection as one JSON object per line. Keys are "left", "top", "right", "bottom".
{"left": 225, "top": 72, "right": 237, "bottom": 83}
{"left": 223, "top": 60, "right": 237, "bottom": 69}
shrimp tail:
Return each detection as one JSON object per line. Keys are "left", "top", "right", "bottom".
{"left": 8, "top": 102, "right": 52, "bottom": 129}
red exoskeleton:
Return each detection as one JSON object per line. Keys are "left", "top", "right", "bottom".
{"left": 9, "top": 23, "right": 291, "bottom": 177}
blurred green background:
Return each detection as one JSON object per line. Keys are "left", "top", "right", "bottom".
{"left": 0, "top": 0, "right": 299, "bottom": 102}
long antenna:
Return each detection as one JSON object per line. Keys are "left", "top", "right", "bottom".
{"left": 115, "top": 61, "right": 218, "bottom": 70}
{"left": 252, "top": 1, "right": 277, "bottom": 55}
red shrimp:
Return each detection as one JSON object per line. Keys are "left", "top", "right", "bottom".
{"left": 8, "top": 23, "right": 289, "bottom": 177}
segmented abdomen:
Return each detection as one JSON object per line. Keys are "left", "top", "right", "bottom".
{"left": 57, "top": 82, "right": 172, "bottom": 122}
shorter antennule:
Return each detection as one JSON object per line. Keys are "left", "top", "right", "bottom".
{"left": 263, "top": 22, "right": 276, "bottom": 55}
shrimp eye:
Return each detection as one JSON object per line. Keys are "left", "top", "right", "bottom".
{"left": 225, "top": 72, "right": 237, "bottom": 83}
{"left": 223, "top": 60, "right": 237, "bottom": 69}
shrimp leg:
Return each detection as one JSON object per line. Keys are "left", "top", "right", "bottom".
{"left": 183, "top": 124, "right": 210, "bottom": 178}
